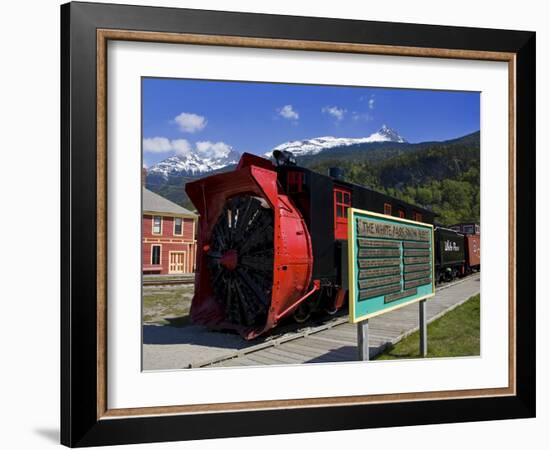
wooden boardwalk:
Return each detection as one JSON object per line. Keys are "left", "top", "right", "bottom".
{"left": 206, "top": 273, "right": 480, "bottom": 367}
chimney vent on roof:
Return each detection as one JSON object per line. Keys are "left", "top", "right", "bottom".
{"left": 328, "top": 167, "right": 344, "bottom": 180}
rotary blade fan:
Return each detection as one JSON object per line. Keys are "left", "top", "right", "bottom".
{"left": 207, "top": 195, "right": 274, "bottom": 327}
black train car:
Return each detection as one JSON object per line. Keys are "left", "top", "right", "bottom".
{"left": 434, "top": 227, "right": 466, "bottom": 282}
{"left": 276, "top": 161, "right": 436, "bottom": 294}
{"left": 449, "top": 222, "right": 480, "bottom": 235}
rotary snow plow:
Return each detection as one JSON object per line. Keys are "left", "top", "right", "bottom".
{"left": 185, "top": 154, "right": 314, "bottom": 339}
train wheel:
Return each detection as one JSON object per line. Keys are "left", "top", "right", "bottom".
{"left": 321, "top": 288, "right": 339, "bottom": 315}
{"left": 293, "top": 303, "right": 312, "bottom": 323}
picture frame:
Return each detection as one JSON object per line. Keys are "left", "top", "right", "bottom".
{"left": 60, "top": 1, "right": 535, "bottom": 447}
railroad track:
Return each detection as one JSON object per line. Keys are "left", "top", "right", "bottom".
{"left": 193, "top": 273, "right": 480, "bottom": 368}
{"left": 143, "top": 276, "right": 195, "bottom": 286}
{"left": 143, "top": 271, "right": 479, "bottom": 288}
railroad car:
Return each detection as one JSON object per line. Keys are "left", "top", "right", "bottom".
{"left": 434, "top": 227, "right": 466, "bottom": 283}
{"left": 449, "top": 222, "right": 480, "bottom": 235}
{"left": 464, "top": 234, "right": 481, "bottom": 272}
{"left": 450, "top": 222, "right": 480, "bottom": 273}
{"left": 185, "top": 151, "right": 435, "bottom": 339}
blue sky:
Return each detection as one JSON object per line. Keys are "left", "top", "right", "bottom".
{"left": 142, "top": 78, "right": 480, "bottom": 167}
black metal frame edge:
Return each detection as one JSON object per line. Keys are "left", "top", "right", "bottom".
{"left": 60, "top": 2, "right": 536, "bottom": 447}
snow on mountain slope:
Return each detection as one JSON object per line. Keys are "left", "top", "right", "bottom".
{"left": 265, "top": 125, "right": 407, "bottom": 158}
{"left": 147, "top": 150, "right": 240, "bottom": 179}
{"left": 147, "top": 125, "right": 406, "bottom": 179}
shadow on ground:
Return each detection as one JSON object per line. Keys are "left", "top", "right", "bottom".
{"left": 142, "top": 323, "right": 253, "bottom": 350}
{"left": 304, "top": 343, "right": 391, "bottom": 363}
{"left": 143, "top": 311, "right": 348, "bottom": 347}
{"left": 34, "top": 428, "right": 59, "bottom": 443}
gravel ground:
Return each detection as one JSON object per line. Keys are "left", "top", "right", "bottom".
{"left": 142, "top": 284, "right": 194, "bottom": 325}
{"left": 143, "top": 324, "right": 253, "bottom": 370}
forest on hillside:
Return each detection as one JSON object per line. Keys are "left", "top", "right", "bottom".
{"left": 308, "top": 144, "right": 480, "bottom": 226}
{"left": 147, "top": 133, "right": 481, "bottom": 226}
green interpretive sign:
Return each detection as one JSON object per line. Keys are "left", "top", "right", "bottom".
{"left": 348, "top": 209, "right": 435, "bottom": 323}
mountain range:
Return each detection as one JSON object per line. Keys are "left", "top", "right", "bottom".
{"left": 146, "top": 149, "right": 241, "bottom": 179}
{"left": 147, "top": 125, "right": 408, "bottom": 180}
{"left": 265, "top": 125, "right": 407, "bottom": 158}
{"left": 145, "top": 126, "right": 480, "bottom": 215}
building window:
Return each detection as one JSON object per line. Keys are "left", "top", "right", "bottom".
{"left": 413, "top": 212, "right": 423, "bottom": 222}
{"left": 151, "top": 245, "right": 161, "bottom": 265}
{"left": 152, "top": 216, "right": 162, "bottom": 234}
{"left": 398, "top": 209, "right": 405, "bottom": 218}
{"left": 463, "top": 225, "right": 474, "bottom": 234}
{"left": 475, "top": 224, "right": 480, "bottom": 234}
{"left": 174, "top": 217, "right": 183, "bottom": 235}
{"left": 384, "top": 203, "right": 392, "bottom": 216}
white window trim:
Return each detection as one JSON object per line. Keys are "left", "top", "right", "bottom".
{"left": 151, "top": 215, "right": 162, "bottom": 235}
{"left": 150, "top": 244, "right": 162, "bottom": 265}
{"left": 173, "top": 217, "right": 183, "bottom": 236}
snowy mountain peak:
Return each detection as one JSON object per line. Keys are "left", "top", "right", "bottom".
{"left": 147, "top": 150, "right": 240, "bottom": 179}
{"left": 147, "top": 125, "right": 407, "bottom": 179}
{"left": 371, "top": 125, "right": 407, "bottom": 143}
{"left": 265, "top": 125, "right": 408, "bottom": 158}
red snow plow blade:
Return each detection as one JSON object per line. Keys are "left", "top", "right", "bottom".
{"left": 185, "top": 154, "right": 313, "bottom": 339}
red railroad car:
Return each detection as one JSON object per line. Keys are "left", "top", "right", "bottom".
{"left": 450, "top": 222, "right": 480, "bottom": 273}
{"left": 465, "top": 234, "right": 481, "bottom": 270}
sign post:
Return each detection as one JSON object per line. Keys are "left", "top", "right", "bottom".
{"left": 419, "top": 300, "right": 427, "bottom": 357}
{"left": 348, "top": 209, "right": 436, "bottom": 359}
{"left": 357, "top": 319, "right": 370, "bottom": 361}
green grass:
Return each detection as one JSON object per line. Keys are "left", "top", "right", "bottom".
{"left": 375, "top": 294, "right": 480, "bottom": 360}
{"left": 142, "top": 284, "right": 194, "bottom": 325}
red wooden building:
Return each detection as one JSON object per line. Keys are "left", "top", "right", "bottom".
{"left": 142, "top": 188, "right": 198, "bottom": 275}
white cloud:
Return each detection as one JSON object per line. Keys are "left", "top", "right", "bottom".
{"left": 143, "top": 137, "right": 173, "bottom": 153}
{"left": 368, "top": 97, "right": 375, "bottom": 110}
{"left": 359, "top": 94, "right": 376, "bottom": 110}
{"left": 171, "top": 139, "right": 193, "bottom": 156}
{"left": 195, "top": 141, "right": 232, "bottom": 159}
{"left": 352, "top": 112, "right": 373, "bottom": 122}
{"left": 173, "top": 112, "right": 207, "bottom": 133}
{"left": 142, "top": 137, "right": 232, "bottom": 159}
{"left": 322, "top": 106, "right": 346, "bottom": 121}
{"left": 278, "top": 104, "right": 299, "bottom": 120}
{"left": 142, "top": 137, "right": 192, "bottom": 156}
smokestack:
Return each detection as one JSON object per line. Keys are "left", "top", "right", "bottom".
{"left": 272, "top": 150, "right": 297, "bottom": 166}
{"left": 328, "top": 167, "right": 344, "bottom": 180}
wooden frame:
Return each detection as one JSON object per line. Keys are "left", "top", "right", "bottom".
{"left": 61, "top": 1, "right": 535, "bottom": 447}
